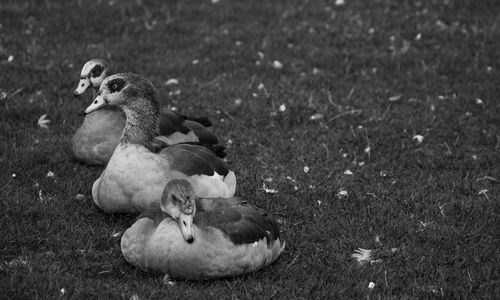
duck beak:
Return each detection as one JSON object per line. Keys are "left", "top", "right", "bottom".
{"left": 179, "top": 214, "right": 195, "bottom": 243}
{"left": 84, "top": 93, "right": 107, "bottom": 114}
{"left": 74, "top": 78, "right": 91, "bottom": 97}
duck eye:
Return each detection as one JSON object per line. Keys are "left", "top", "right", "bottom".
{"left": 107, "top": 78, "right": 125, "bottom": 93}
{"left": 183, "top": 221, "right": 187, "bottom": 226}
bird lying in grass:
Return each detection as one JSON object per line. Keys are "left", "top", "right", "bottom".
{"left": 72, "top": 59, "right": 224, "bottom": 165}
{"left": 85, "top": 73, "right": 236, "bottom": 213}
{"left": 121, "top": 179, "right": 285, "bottom": 280}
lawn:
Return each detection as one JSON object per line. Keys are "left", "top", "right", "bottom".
{"left": 1, "top": 0, "right": 499, "bottom": 298}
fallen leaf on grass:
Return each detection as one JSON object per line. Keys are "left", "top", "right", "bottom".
{"left": 6, "top": 256, "right": 28, "bottom": 267}
{"left": 163, "top": 274, "right": 175, "bottom": 286}
{"left": 309, "top": 113, "right": 323, "bottom": 121}
{"left": 38, "top": 114, "right": 51, "bottom": 129}
{"left": 144, "top": 20, "right": 157, "bottom": 30}
{"left": 262, "top": 182, "right": 278, "bottom": 194}
{"left": 478, "top": 189, "right": 489, "bottom": 199}
{"left": 388, "top": 94, "right": 402, "bottom": 102}
{"left": 338, "top": 189, "right": 348, "bottom": 197}
{"left": 168, "top": 90, "right": 181, "bottom": 96}
{"left": 165, "top": 78, "right": 179, "bottom": 86}
{"left": 413, "top": 135, "right": 424, "bottom": 143}
{"left": 418, "top": 220, "right": 433, "bottom": 231}
{"left": 130, "top": 294, "right": 140, "bottom": 300}
{"left": 272, "top": 60, "right": 283, "bottom": 69}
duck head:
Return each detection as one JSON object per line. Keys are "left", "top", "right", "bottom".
{"left": 84, "top": 73, "right": 158, "bottom": 114}
{"left": 160, "top": 179, "right": 196, "bottom": 244}
{"left": 74, "top": 59, "right": 110, "bottom": 97}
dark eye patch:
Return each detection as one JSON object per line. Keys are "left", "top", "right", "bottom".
{"left": 107, "top": 78, "right": 126, "bottom": 93}
{"left": 172, "top": 194, "right": 180, "bottom": 203}
{"left": 90, "top": 64, "right": 104, "bottom": 78}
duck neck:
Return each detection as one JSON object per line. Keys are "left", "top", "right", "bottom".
{"left": 120, "top": 97, "right": 159, "bottom": 149}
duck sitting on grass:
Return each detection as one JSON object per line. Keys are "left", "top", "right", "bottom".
{"left": 84, "top": 73, "right": 236, "bottom": 213}
{"left": 121, "top": 179, "right": 285, "bottom": 280}
{"left": 72, "top": 59, "right": 223, "bottom": 165}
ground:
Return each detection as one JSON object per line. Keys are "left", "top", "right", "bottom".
{"left": 1, "top": 0, "right": 499, "bottom": 298}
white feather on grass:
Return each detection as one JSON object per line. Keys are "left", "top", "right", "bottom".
{"left": 351, "top": 248, "right": 372, "bottom": 265}
{"left": 351, "top": 248, "right": 383, "bottom": 265}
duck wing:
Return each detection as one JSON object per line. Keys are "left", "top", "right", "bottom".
{"left": 194, "top": 203, "right": 281, "bottom": 246}
{"left": 174, "top": 111, "right": 212, "bottom": 127}
{"left": 152, "top": 138, "right": 227, "bottom": 158}
{"left": 160, "top": 143, "right": 230, "bottom": 177}
{"left": 183, "top": 120, "right": 219, "bottom": 145}
{"left": 158, "top": 111, "right": 221, "bottom": 151}
{"left": 159, "top": 110, "right": 192, "bottom": 136}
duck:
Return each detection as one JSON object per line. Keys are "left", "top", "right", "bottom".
{"left": 72, "top": 59, "right": 224, "bottom": 165}
{"left": 74, "top": 59, "right": 111, "bottom": 98}
{"left": 85, "top": 73, "right": 236, "bottom": 213}
{"left": 121, "top": 179, "right": 285, "bottom": 280}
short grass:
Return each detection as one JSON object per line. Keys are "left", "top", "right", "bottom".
{"left": 1, "top": 0, "right": 499, "bottom": 298}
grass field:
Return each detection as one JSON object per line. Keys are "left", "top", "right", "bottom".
{"left": 1, "top": 0, "right": 499, "bottom": 298}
